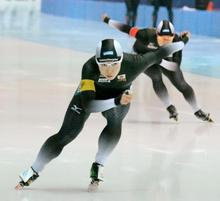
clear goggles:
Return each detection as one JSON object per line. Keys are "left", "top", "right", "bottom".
{"left": 96, "top": 55, "right": 123, "bottom": 67}
{"left": 98, "top": 62, "right": 121, "bottom": 68}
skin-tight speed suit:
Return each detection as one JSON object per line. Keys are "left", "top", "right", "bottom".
{"left": 103, "top": 17, "right": 202, "bottom": 115}
{"left": 31, "top": 41, "right": 184, "bottom": 173}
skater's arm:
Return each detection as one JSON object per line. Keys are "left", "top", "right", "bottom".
{"left": 80, "top": 58, "right": 132, "bottom": 113}
{"left": 79, "top": 80, "right": 96, "bottom": 109}
{"left": 133, "top": 40, "right": 152, "bottom": 54}
{"left": 80, "top": 81, "right": 118, "bottom": 113}
{"left": 179, "top": 31, "right": 191, "bottom": 44}
{"left": 87, "top": 90, "right": 132, "bottom": 113}
{"left": 130, "top": 41, "right": 185, "bottom": 75}
{"left": 172, "top": 50, "right": 182, "bottom": 66}
{"left": 102, "top": 14, "right": 146, "bottom": 40}
{"left": 159, "top": 59, "right": 179, "bottom": 71}
{"left": 79, "top": 58, "right": 99, "bottom": 110}
{"left": 102, "top": 15, "right": 133, "bottom": 35}
{"left": 86, "top": 98, "right": 117, "bottom": 113}
{"left": 170, "top": 35, "right": 186, "bottom": 65}
{"left": 79, "top": 78, "right": 118, "bottom": 113}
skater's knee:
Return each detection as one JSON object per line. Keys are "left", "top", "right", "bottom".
{"left": 177, "top": 83, "right": 192, "bottom": 93}
{"left": 107, "top": 118, "right": 123, "bottom": 129}
{"left": 106, "top": 128, "right": 122, "bottom": 142}
{"left": 105, "top": 121, "right": 122, "bottom": 136}
{"left": 55, "top": 129, "right": 80, "bottom": 147}
{"left": 108, "top": 120, "right": 122, "bottom": 130}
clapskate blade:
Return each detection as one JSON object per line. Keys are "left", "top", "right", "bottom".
{"left": 15, "top": 179, "right": 32, "bottom": 190}
{"left": 88, "top": 181, "right": 99, "bottom": 192}
{"left": 15, "top": 183, "right": 24, "bottom": 190}
{"left": 208, "top": 117, "right": 214, "bottom": 122}
{"left": 173, "top": 116, "right": 178, "bottom": 121}
{"left": 206, "top": 114, "right": 214, "bottom": 122}
{"left": 170, "top": 115, "right": 178, "bottom": 121}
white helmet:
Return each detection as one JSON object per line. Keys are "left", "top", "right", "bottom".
{"left": 157, "top": 20, "right": 175, "bottom": 36}
{"left": 96, "top": 39, "right": 123, "bottom": 64}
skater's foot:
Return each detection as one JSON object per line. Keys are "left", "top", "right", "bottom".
{"left": 88, "top": 180, "right": 100, "bottom": 192}
{"left": 88, "top": 162, "right": 104, "bottom": 192}
{"left": 194, "top": 109, "right": 214, "bottom": 122}
{"left": 15, "top": 167, "right": 39, "bottom": 190}
{"left": 167, "top": 105, "right": 178, "bottom": 121}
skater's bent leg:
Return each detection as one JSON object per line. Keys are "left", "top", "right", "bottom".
{"left": 95, "top": 105, "right": 130, "bottom": 165}
{"left": 144, "top": 67, "right": 171, "bottom": 107}
{"left": 32, "top": 99, "right": 90, "bottom": 173}
{"left": 163, "top": 69, "right": 200, "bottom": 112}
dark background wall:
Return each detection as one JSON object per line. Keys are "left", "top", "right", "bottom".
{"left": 41, "top": 0, "right": 220, "bottom": 37}
{"left": 80, "top": 0, "right": 220, "bottom": 9}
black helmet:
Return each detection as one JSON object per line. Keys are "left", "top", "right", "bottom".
{"left": 157, "top": 20, "right": 175, "bottom": 36}
{"left": 96, "top": 39, "right": 123, "bottom": 64}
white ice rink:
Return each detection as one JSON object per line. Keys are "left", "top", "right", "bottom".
{"left": 0, "top": 4, "right": 220, "bottom": 201}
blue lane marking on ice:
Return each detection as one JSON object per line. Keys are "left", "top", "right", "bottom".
{"left": 0, "top": 11, "right": 220, "bottom": 79}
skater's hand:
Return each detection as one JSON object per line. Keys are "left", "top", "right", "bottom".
{"left": 180, "top": 31, "right": 191, "bottom": 39}
{"left": 120, "top": 90, "right": 133, "bottom": 105}
{"left": 101, "top": 13, "right": 109, "bottom": 23}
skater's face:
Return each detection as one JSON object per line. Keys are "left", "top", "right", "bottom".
{"left": 98, "top": 61, "right": 121, "bottom": 80}
{"left": 157, "top": 34, "right": 174, "bottom": 46}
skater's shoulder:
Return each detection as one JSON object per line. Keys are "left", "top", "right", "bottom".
{"left": 82, "top": 57, "right": 100, "bottom": 79}
{"left": 135, "top": 28, "right": 156, "bottom": 41}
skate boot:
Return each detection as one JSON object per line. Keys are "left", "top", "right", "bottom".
{"left": 88, "top": 162, "right": 104, "bottom": 192}
{"left": 194, "top": 109, "right": 213, "bottom": 122}
{"left": 167, "top": 105, "right": 178, "bottom": 121}
{"left": 15, "top": 167, "right": 39, "bottom": 190}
